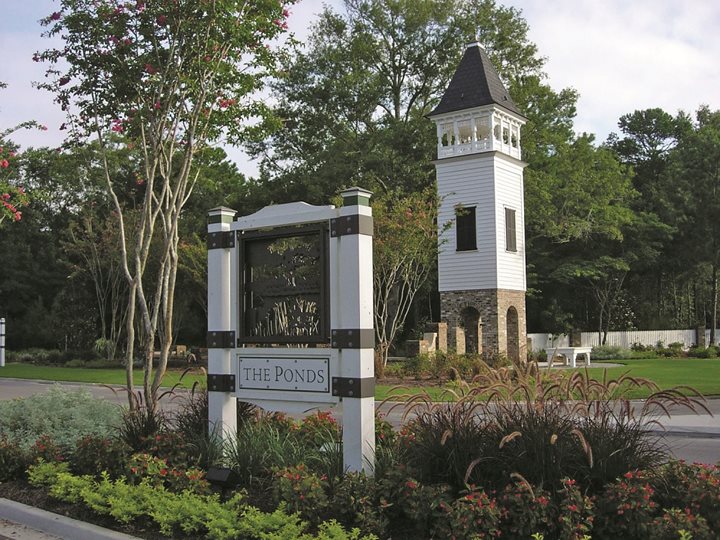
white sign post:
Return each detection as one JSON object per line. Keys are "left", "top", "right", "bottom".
{"left": 207, "top": 188, "right": 375, "bottom": 474}
{"left": 0, "top": 318, "right": 5, "bottom": 368}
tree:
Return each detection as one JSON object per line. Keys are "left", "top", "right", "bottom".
{"left": 372, "top": 189, "right": 443, "bottom": 372}
{"left": 0, "top": 81, "right": 38, "bottom": 226}
{"left": 666, "top": 107, "right": 720, "bottom": 343}
{"left": 37, "top": 0, "right": 293, "bottom": 411}
{"left": 64, "top": 211, "right": 129, "bottom": 361}
{"left": 247, "top": 0, "right": 546, "bottom": 202}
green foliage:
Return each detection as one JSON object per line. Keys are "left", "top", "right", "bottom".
{"left": 117, "top": 405, "right": 168, "bottom": 453}
{"left": 498, "top": 481, "right": 553, "bottom": 538}
{"left": 593, "top": 470, "right": 658, "bottom": 539}
{"left": 36, "top": 466, "right": 374, "bottom": 540}
{"left": 27, "top": 460, "right": 71, "bottom": 488}
{"left": 273, "top": 464, "right": 329, "bottom": 523}
{"left": 71, "top": 435, "right": 129, "bottom": 478}
{"left": 590, "top": 345, "right": 632, "bottom": 360}
{"left": 431, "top": 489, "right": 502, "bottom": 540}
{"left": 326, "top": 473, "right": 389, "bottom": 538}
{"left": 224, "top": 415, "right": 306, "bottom": 484}
{"left": 687, "top": 346, "right": 718, "bottom": 358}
{"left": 650, "top": 461, "right": 720, "bottom": 531}
{"left": 127, "top": 453, "right": 209, "bottom": 494}
{"left": 0, "top": 386, "right": 121, "bottom": 451}
{"left": 395, "top": 362, "right": 704, "bottom": 496}
{"left": 377, "top": 467, "right": 452, "bottom": 537}
{"left": 556, "top": 478, "right": 594, "bottom": 540}
{"left": 0, "top": 438, "right": 29, "bottom": 481}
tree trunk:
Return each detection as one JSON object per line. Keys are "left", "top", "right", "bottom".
{"left": 711, "top": 263, "right": 718, "bottom": 345}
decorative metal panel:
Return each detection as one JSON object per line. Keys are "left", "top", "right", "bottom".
{"left": 239, "top": 224, "right": 329, "bottom": 344}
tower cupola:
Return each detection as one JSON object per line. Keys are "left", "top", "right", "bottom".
{"left": 428, "top": 42, "right": 526, "bottom": 160}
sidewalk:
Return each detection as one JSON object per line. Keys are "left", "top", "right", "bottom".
{"left": 0, "top": 499, "right": 139, "bottom": 540}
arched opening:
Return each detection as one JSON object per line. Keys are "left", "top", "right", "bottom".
{"left": 460, "top": 306, "right": 481, "bottom": 354}
{"left": 506, "top": 306, "right": 520, "bottom": 362}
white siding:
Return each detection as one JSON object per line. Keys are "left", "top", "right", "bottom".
{"left": 436, "top": 154, "right": 497, "bottom": 291}
{"left": 494, "top": 157, "right": 526, "bottom": 291}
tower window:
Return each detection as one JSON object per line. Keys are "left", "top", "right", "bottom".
{"left": 505, "top": 207, "right": 517, "bottom": 252}
{"left": 456, "top": 206, "right": 477, "bottom": 251}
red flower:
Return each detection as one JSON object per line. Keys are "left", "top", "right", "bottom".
{"left": 50, "top": 12, "right": 61, "bottom": 20}
{"left": 156, "top": 15, "right": 167, "bottom": 26}
{"left": 0, "top": 159, "right": 8, "bottom": 168}
{"left": 405, "top": 480, "right": 418, "bottom": 489}
{"left": 145, "top": 64, "right": 156, "bottom": 74}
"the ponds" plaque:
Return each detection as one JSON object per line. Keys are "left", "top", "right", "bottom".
{"left": 237, "top": 356, "right": 330, "bottom": 393}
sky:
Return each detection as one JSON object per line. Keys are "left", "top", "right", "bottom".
{"left": 1, "top": 0, "right": 719, "bottom": 178}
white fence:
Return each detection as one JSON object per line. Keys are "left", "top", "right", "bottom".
{"left": 528, "top": 329, "right": 719, "bottom": 352}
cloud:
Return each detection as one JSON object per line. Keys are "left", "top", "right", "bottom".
{"left": 508, "top": 0, "right": 720, "bottom": 140}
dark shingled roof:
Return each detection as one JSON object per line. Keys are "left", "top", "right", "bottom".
{"left": 429, "top": 43, "right": 523, "bottom": 118}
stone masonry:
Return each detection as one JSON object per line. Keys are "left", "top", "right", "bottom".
{"left": 440, "top": 289, "right": 527, "bottom": 362}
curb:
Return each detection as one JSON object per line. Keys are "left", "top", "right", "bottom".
{"left": 0, "top": 498, "right": 140, "bottom": 540}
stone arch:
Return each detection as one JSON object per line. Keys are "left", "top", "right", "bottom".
{"left": 459, "top": 306, "right": 482, "bottom": 354}
{"left": 506, "top": 306, "right": 520, "bottom": 362}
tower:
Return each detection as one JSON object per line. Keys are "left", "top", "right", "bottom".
{"left": 428, "top": 42, "right": 527, "bottom": 362}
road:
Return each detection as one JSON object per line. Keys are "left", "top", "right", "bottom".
{"left": 1, "top": 378, "right": 719, "bottom": 464}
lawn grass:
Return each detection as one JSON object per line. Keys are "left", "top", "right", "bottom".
{"left": 2, "top": 358, "right": 719, "bottom": 401}
{"left": 0, "top": 363, "right": 204, "bottom": 389}
{"left": 585, "top": 357, "right": 720, "bottom": 398}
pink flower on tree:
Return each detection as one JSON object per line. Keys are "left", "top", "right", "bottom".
{"left": 145, "top": 63, "right": 156, "bottom": 74}
{"left": 111, "top": 119, "right": 124, "bottom": 133}
{"left": 0, "top": 159, "right": 9, "bottom": 168}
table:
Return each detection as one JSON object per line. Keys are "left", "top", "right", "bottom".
{"left": 546, "top": 346, "right": 592, "bottom": 368}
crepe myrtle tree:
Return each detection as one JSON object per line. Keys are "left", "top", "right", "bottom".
{"left": 373, "top": 188, "right": 447, "bottom": 373}
{"left": 36, "top": 0, "right": 295, "bottom": 411}
{"left": 0, "top": 82, "right": 38, "bottom": 225}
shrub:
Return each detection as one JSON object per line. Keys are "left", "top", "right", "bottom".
{"left": 117, "top": 405, "right": 168, "bottom": 452}
{"left": 27, "top": 460, "right": 73, "bottom": 488}
{"left": 0, "top": 386, "right": 121, "bottom": 451}
{"left": 590, "top": 345, "right": 632, "bottom": 360}
{"left": 71, "top": 435, "right": 129, "bottom": 478}
{"left": 0, "top": 437, "right": 29, "bottom": 481}
{"left": 377, "top": 467, "right": 452, "bottom": 537}
{"left": 298, "top": 411, "right": 341, "bottom": 446}
{"left": 431, "top": 488, "right": 502, "bottom": 539}
{"left": 396, "top": 361, "right": 706, "bottom": 497}
{"left": 555, "top": 478, "right": 594, "bottom": 540}
{"left": 651, "top": 507, "right": 712, "bottom": 540}
{"left": 400, "top": 397, "right": 493, "bottom": 491}
{"left": 32, "top": 465, "right": 376, "bottom": 539}
{"left": 593, "top": 470, "right": 657, "bottom": 539}
{"left": 30, "top": 434, "right": 65, "bottom": 463}
{"left": 273, "top": 464, "right": 329, "bottom": 523}
{"left": 127, "top": 453, "right": 210, "bottom": 494}
{"left": 326, "top": 472, "right": 388, "bottom": 538}
{"left": 225, "top": 415, "right": 305, "bottom": 484}
{"left": 687, "top": 346, "right": 718, "bottom": 358}
{"left": 650, "top": 461, "right": 720, "bottom": 530}
{"left": 498, "top": 481, "right": 553, "bottom": 538}
{"left": 656, "top": 341, "right": 685, "bottom": 358}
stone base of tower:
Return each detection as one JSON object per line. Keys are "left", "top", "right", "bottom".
{"left": 440, "top": 289, "right": 527, "bottom": 363}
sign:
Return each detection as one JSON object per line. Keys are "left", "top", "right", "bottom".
{"left": 238, "top": 356, "right": 329, "bottom": 393}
